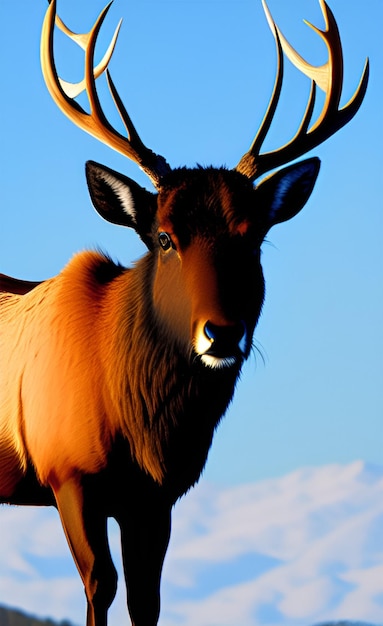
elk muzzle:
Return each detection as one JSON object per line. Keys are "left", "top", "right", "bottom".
{"left": 194, "top": 319, "right": 248, "bottom": 369}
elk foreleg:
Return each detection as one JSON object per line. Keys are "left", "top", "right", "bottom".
{"left": 117, "top": 500, "right": 172, "bottom": 626}
{"left": 53, "top": 478, "right": 117, "bottom": 626}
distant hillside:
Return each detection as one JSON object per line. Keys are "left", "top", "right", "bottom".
{"left": 0, "top": 606, "right": 74, "bottom": 626}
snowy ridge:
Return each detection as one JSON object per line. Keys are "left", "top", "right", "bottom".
{"left": 161, "top": 461, "right": 383, "bottom": 626}
{"left": 0, "top": 461, "right": 382, "bottom": 625}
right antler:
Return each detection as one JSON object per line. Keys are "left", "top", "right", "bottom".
{"left": 41, "top": 0, "right": 171, "bottom": 189}
{"left": 236, "top": 0, "right": 369, "bottom": 181}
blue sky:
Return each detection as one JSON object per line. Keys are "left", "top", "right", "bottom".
{"left": 0, "top": 0, "right": 382, "bottom": 624}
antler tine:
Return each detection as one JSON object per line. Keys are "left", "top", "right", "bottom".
{"left": 236, "top": 0, "right": 369, "bottom": 181}
{"left": 245, "top": 26, "right": 284, "bottom": 164}
{"left": 41, "top": 0, "right": 171, "bottom": 189}
{"left": 53, "top": 5, "right": 122, "bottom": 100}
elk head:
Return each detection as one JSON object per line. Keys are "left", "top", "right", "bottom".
{"left": 41, "top": 0, "right": 368, "bottom": 369}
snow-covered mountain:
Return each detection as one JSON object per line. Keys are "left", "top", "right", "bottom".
{"left": 1, "top": 461, "right": 382, "bottom": 626}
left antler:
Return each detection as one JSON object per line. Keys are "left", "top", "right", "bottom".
{"left": 41, "top": 0, "right": 171, "bottom": 189}
{"left": 236, "top": 0, "right": 369, "bottom": 181}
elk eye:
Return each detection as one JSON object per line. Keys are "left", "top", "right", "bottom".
{"left": 158, "top": 232, "right": 173, "bottom": 251}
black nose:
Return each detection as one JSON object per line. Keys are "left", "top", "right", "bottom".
{"left": 204, "top": 321, "right": 246, "bottom": 357}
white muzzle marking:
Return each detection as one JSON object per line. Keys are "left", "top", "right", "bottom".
{"left": 200, "top": 354, "right": 238, "bottom": 369}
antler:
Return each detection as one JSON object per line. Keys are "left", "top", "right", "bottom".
{"left": 41, "top": 0, "right": 171, "bottom": 189}
{"left": 236, "top": 0, "right": 369, "bottom": 181}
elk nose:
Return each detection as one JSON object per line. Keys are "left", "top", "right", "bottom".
{"left": 204, "top": 320, "right": 246, "bottom": 357}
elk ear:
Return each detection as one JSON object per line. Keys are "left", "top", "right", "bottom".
{"left": 256, "top": 157, "right": 320, "bottom": 231}
{"left": 85, "top": 161, "right": 157, "bottom": 250}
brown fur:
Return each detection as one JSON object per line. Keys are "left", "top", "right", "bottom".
{"left": 0, "top": 161, "right": 320, "bottom": 625}
{"left": 0, "top": 273, "right": 42, "bottom": 295}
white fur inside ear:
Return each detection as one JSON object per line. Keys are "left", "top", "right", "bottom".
{"left": 100, "top": 171, "right": 136, "bottom": 223}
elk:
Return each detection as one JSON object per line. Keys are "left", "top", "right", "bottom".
{"left": 0, "top": 0, "right": 368, "bottom": 624}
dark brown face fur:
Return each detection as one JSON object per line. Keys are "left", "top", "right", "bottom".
{"left": 156, "top": 168, "right": 263, "bottom": 246}
{"left": 86, "top": 158, "right": 320, "bottom": 369}
{"left": 152, "top": 168, "right": 266, "bottom": 368}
